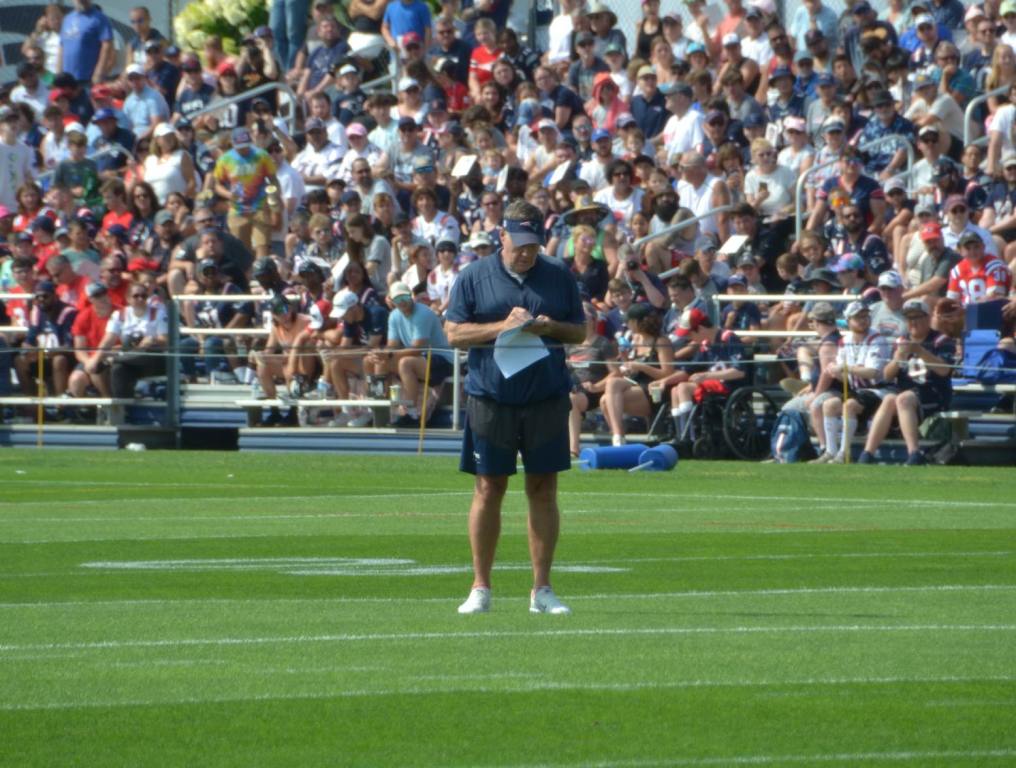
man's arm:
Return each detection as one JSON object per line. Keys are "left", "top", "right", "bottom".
{"left": 530, "top": 315, "right": 585, "bottom": 344}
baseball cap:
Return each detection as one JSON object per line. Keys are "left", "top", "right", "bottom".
{"left": 902, "top": 299, "right": 930, "bottom": 317}
{"left": 591, "top": 128, "right": 611, "bottom": 142}
{"left": 816, "top": 73, "right": 836, "bottom": 88}
{"left": 537, "top": 118, "right": 557, "bottom": 132}
{"left": 944, "top": 193, "right": 967, "bottom": 211}
{"left": 389, "top": 281, "right": 413, "bottom": 301}
{"left": 154, "top": 210, "right": 174, "bottom": 226}
{"left": 919, "top": 221, "right": 943, "bottom": 242}
{"left": 402, "top": 31, "right": 422, "bottom": 47}
{"left": 269, "top": 295, "right": 292, "bottom": 315}
{"left": 808, "top": 301, "right": 837, "bottom": 323}
{"left": 805, "top": 29, "right": 826, "bottom": 46}
{"left": 822, "top": 117, "right": 845, "bottom": 133}
{"left": 436, "top": 239, "right": 457, "bottom": 252}
{"left": 398, "top": 76, "right": 420, "bottom": 92}
{"left": 914, "top": 200, "right": 936, "bottom": 217}
{"left": 305, "top": 117, "right": 327, "bottom": 132}
{"left": 329, "top": 289, "right": 359, "bottom": 317}
{"left": 794, "top": 50, "right": 815, "bottom": 63}
{"left": 34, "top": 279, "right": 56, "bottom": 295}
{"left": 877, "top": 270, "right": 903, "bottom": 289}
{"left": 722, "top": 33, "right": 740, "bottom": 46}
{"left": 917, "top": 124, "right": 940, "bottom": 141}
{"left": 252, "top": 257, "right": 278, "bottom": 276}
{"left": 687, "top": 42, "right": 706, "bottom": 56}
{"left": 726, "top": 274, "right": 748, "bottom": 289}
{"left": 831, "top": 253, "right": 864, "bottom": 273}
{"left": 93, "top": 107, "right": 117, "bottom": 122}
{"left": 86, "top": 282, "right": 108, "bottom": 299}
{"left": 467, "top": 231, "right": 494, "bottom": 249}
{"left": 347, "top": 122, "right": 367, "bottom": 137}
{"left": 144, "top": 40, "right": 162, "bottom": 52}
{"left": 883, "top": 176, "right": 906, "bottom": 194}
{"left": 181, "top": 55, "right": 202, "bottom": 72}
{"left": 637, "top": 65, "right": 656, "bottom": 79}
{"left": 965, "top": 5, "right": 985, "bottom": 21}
{"left": 412, "top": 154, "right": 435, "bottom": 173}
{"left": 504, "top": 216, "right": 544, "bottom": 248}
{"left": 31, "top": 216, "right": 55, "bottom": 233}
{"left": 745, "top": 6, "right": 762, "bottom": 19}
{"left": 852, "top": 1, "right": 872, "bottom": 14}
{"left": 339, "top": 189, "right": 361, "bottom": 205}
{"left": 843, "top": 300, "right": 869, "bottom": 319}
{"left": 125, "top": 63, "right": 146, "bottom": 78}
{"left": 231, "top": 126, "right": 253, "bottom": 149}
{"left": 870, "top": 89, "right": 894, "bottom": 108}
{"left": 154, "top": 123, "right": 176, "bottom": 139}
{"left": 736, "top": 252, "right": 758, "bottom": 268}
{"left": 605, "top": 41, "right": 625, "bottom": 55}
{"left": 958, "top": 231, "right": 983, "bottom": 247}
{"left": 576, "top": 31, "right": 595, "bottom": 45}
{"left": 253, "top": 25, "right": 272, "bottom": 38}
{"left": 398, "top": 116, "right": 418, "bottom": 130}
{"left": 217, "top": 60, "right": 237, "bottom": 77}
{"left": 617, "top": 113, "right": 637, "bottom": 128}
{"left": 770, "top": 66, "right": 793, "bottom": 82}
{"left": 197, "top": 257, "right": 218, "bottom": 273}
{"left": 912, "top": 72, "right": 937, "bottom": 90}
{"left": 674, "top": 307, "right": 709, "bottom": 337}
{"left": 914, "top": 13, "right": 935, "bottom": 27}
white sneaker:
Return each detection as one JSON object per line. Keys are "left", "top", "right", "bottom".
{"left": 327, "top": 411, "right": 353, "bottom": 427}
{"left": 808, "top": 452, "right": 835, "bottom": 464}
{"left": 829, "top": 453, "right": 845, "bottom": 464}
{"left": 457, "top": 587, "right": 491, "bottom": 614}
{"left": 530, "top": 586, "right": 571, "bottom": 615}
{"left": 347, "top": 409, "right": 373, "bottom": 427}
{"left": 611, "top": 434, "right": 626, "bottom": 446}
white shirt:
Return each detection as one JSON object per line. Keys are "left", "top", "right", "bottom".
{"left": 274, "top": 160, "right": 306, "bottom": 243}
{"left": 337, "top": 141, "right": 387, "bottom": 184}
{"left": 835, "top": 331, "right": 891, "bottom": 389}
{"left": 593, "top": 186, "right": 644, "bottom": 234}
{"left": 662, "top": 109, "right": 706, "bottom": 160}
{"left": 10, "top": 82, "right": 49, "bottom": 118}
{"left": 106, "top": 303, "right": 168, "bottom": 344}
{"left": 579, "top": 156, "right": 611, "bottom": 192}
{"left": 412, "top": 211, "right": 460, "bottom": 247}
{"left": 740, "top": 35, "right": 773, "bottom": 67}
{"left": 547, "top": 13, "right": 575, "bottom": 64}
{"left": 0, "top": 140, "right": 36, "bottom": 209}
{"left": 323, "top": 117, "right": 349, "bottom": 153}
{"left": 989, "top": 103, "right": 1016, "bottom": 154}
{"left": 292, "top": 141, "right": 344, "bottom": 187}
{"left": 40, "top": 131, "right": 71, "bottom": 171}
{"left": 744, "top": 164, "right": 797, "bottom": 217}
{"left": 943, "top": 223, "right": 999, "bottom": 258}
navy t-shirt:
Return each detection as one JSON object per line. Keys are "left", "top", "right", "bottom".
{"left": 894, "top": 332, "right": 955, "bottom": 408}
{"left": 446, "top": 253, "right": 584, "bottom": 405}
{"left": 342, "top": 303, "right": 389, "bottom": 345}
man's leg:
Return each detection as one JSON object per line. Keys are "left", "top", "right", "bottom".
{"left": 51, "top": 355, "right": 71, "bottom": 396}
{"left": 525, "top": 472, "right": 559, "bottom": 589}
{"left": 863, "top": 394, "right": 898, "bottom": 455}
{"left": 398, "top": 355, "right": 425, "bottom": 417}
{"left": 468, "top": 474, "right": 509, "bottom": 589}
{"left": 896, "top": 390, "right": 922, "bottom": 454}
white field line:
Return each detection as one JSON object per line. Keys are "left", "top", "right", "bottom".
{"left": 2, "top": 624, "right": 1016, "bottom": 655}
{"left": 2, "top": 489, "right": 1016, "bottom": 514}
{"left": 496, "top": 749, "right": 1016, "bottom": 768}
{"left": 0, "top": 491, "right": 474, "bottom": 511}
{"left": 1, "top": 675, "right": 1015, "bottom": 712}
{"left": 1, "top": 583, "right": 1015, "bottom": 609}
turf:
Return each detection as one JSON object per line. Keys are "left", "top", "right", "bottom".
{"left": 1, "top": 450, "right": 1015, "bottom": 767}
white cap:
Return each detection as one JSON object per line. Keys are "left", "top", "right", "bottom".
{"left": 537, "top": 118, "right": 557, "bottom": 131}
{"left": 398, "top": 76, "right": 419, "bottom": 92}
{"left": 154, "top": 123, "right": 176, "bottom": 138}
{"left": 467, "top": 231, "right": 494, "bottom": 249}
{"left": 329, "top": 289, "right": 359, "bottom": 317}
{"left": 877, "top": 269, "right": 903, "bottom": 289}
{"left": 722, "top": 32, "right": 740, "bottom": 46}
{"left": 914, "top": 13, "right": 935, "bottom": 26}
{"left": 126, "top": 63, "right": 146, "bottom": 78}
{"left": 65, "top": 121, "right": 86, "bottom": 135}
{"left": 339, "top": 63, "right": 358, "bottom": 76}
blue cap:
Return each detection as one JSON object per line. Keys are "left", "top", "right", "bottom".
{"left": 106, "top": 223, "right": 130, "bottom": 242}
{"left": 231, "top": 126, "right": 252, "bottom": 148}
{"left": 93, "top": 107, "right": 117, "bottom": 122}
{"left": 771, "top": 66, "right": 793, "bottom": 81}
{"left": 794, "top": 50, "right": 814, "bottom": 63}
{"left": 744, "top": 113, "right": 767, "bottom": 128}
{"left": 816, "top": 73, "right": 836, "bottom": 87}
{"left": 726, "top": 274, "right": 748, "bottom": 288}
{"left": 31, "top": 215, "right": 55, "bottom": 233}
{"left": 34, "top": 279, "right": 56, "bottom": 294}
{"left": 504, "top": 217, "right": 544, "bottom": 248}
{"left": 852, "top": 1, "right": 872, "bottom": 14}
{"left": 591, "top": 128, "right": 611, "bottom": 142}
{"left": 658, "top": 82, "right": 677, "bottom": 96}
{"left": 687, "top": 42, "right": 706, "bottom": 55}
{"left": 340, "top": 189, "right": 361, "bottom": 204}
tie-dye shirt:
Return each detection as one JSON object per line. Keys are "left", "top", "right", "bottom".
{"left": 212, "top": 148, "right": 277, "bottom": 215}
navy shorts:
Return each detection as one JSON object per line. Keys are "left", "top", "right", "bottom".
{"left": 427, "top": 354, "right": 454, "bottom": 386}
{"left": 460, "top": 394, "right": 572, "bottom": 477}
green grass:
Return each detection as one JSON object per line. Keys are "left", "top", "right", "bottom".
{"left": 1, "top": 451, "right": 1015, "bottom": 767}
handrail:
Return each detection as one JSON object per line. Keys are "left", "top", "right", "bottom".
{"left": 714, "top": 293, "right": 860, "bottom": 303}
{"left": 634, "top": 204, "right": 736, "bottom": 249}
{"left": 35, "top": 143, "right": 137, "bottom": 187}
{"left": 361, "top": 72, "right": 396, "bottom": 94}
{"left": 963, "top": 84, "right": 1008, "bottom": 151}
{"left": 795, "top": 132, "right": 915, "bottom": 241}
{"left": 185, "top": 81, "right": 301, "bottom": 134}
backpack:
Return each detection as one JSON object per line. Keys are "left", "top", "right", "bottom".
{"left": 770, "top": 410, "right": 817, "bottom": 463}
{"left": 974, "top": 348, "right": 1016, "bottom": 385}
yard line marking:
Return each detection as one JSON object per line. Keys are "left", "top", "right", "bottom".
{"left": 584, "top": 551, "right": 1013, "bottom": 564}
{"left": 1, "top": 675, "right": 1015, "bottom": 712}
{"left": 496, "top": 748, "right": 1016, "bottom": 767}
{"left": 2, "top": 624, "right": 1015, "bottom": 654}
{"left": 1, "top": 583, "right": 1015, "bottom": 609}
{"left": 560, "top": 491, "right": 1016, "bottom": 510}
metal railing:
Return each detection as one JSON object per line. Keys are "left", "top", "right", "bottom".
{"left": 795, "top": 133, "right": 915, "bottom": 241}
{"left": 186, "top": 81, "right": 301, "bottom": 134}
{"left": 634, "top": 204, "right": 736, "bottom": 256}
{"left": 963, "top": 85, "right": 1008, "bottom": 151}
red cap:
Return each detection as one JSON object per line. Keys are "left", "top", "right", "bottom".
{"left": 402, "top": 31, "right": 422, "bottom": 46}
{"left": 675, "top": 307, "right": 709, "bottom": 336}
{"left": 919, "top": 221, "right": 943, "bottom": 241}
{"left": 126, "top": 257, "right": 161, "bottom": 273}
{"left": 216, "top": 60, "right": 237, "bottom": 77}
{"left": 48, "top": 88, "right": 72, "bottom": 103}
{"left": 91, "top": 84, "right": 113, "bottom": 100}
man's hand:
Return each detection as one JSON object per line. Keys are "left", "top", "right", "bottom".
{"left": 84, "top": 355, "right": 105, "bottom": 375}
{"left": 1003, "top": 298, "right": 1016, "bottom": 323}
{"left": 824, "top": 361, "right": 841, "bottom": 377}
{"left": 503, "top": 306, "right": 534, "bottom": 332}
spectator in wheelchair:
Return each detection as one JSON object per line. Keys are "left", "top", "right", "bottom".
{"left": 651, "top": 307, "right": 747, "bottom": 441}
{"left": 810, "top": 300, "right": 891, "bottom": 464}
{"left": 858, "top": 299, "right": 956, "bottom": 465}
{"left": 601, "top": 302, "right": 674, "bottom": 446}
{"left": 567, "top": 300, "right": 618, "bottom": 456}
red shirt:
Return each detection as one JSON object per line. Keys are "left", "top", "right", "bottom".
{"left": 102, "top": 209, "right": 134, "bottom": 233}
{"left": 444, "top": 81, "right": 471, "bottom": 113}
{"left": 6, "top": 286, "right": 31, "bottom": 328}
{"left": 469, "top": 46, "right": 501, "bottom": 87}
{"left": 71, "top": 304, "right": 110, "bottom": 350}
{"left": 106, "top": 281, "right": 128, "bottom": 310}
{"left": 946, "top": 256, "right": 1013, "bottom": 306}
{"left": 33, "top": 241, "right": 61, "bottom": 273}
{"left": 56, "top": 273, "right": 91, "bottom": 309}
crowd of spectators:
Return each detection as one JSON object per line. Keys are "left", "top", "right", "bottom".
{"left": 0, "top": 0, "right": 1014, "bottom": 453}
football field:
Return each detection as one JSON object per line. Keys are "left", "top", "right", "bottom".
{"left": 1, "top": 450, "right": 1015, "bottom": 767}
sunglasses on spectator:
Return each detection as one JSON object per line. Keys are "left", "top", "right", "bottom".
{"left": 612, "top": 171, "right": 630, "bottom": 178}
{"left": 756, "top": 150, "right": 776, "bottom": 158}
{"left": 131, "top": 291, "right": 147, "bottom": 300}
{"left": 919, "top": 134, "right": 939, "bottom": 142}
{"left": 195, "top": 217, "right": 215, "bottom": 226}
{"left": 950, "top": 206, "right": 968, "bottom": 214}
{"left": 130, "top": 16, "right": 146, "bottom": 24}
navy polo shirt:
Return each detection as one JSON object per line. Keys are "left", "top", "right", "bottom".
{"left": 446, "top": 253, "right": 584, "bottom": 406}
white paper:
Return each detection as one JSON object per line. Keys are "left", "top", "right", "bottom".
{"left": 547, "top": 161, "right": 571, "bottom": 186}
{"left": 493, "top": 323, "right": 549, "bottom": 379}
{"left": 451, "top": 154, "right": 478, "bottom": 178}
{"left": 719, "top": 234, "right": 750, "bottom": 256}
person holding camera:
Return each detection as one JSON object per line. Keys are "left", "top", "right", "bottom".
{"left": 106, "top": 279, "right": 169, "bottom": 399}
